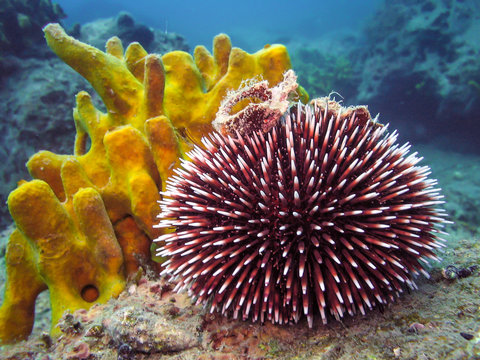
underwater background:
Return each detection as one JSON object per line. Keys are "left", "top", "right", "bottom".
{"left": 0, "top": 0, "right": 479, "bottom": 359}
{"left": 56, "top": 0, "right": 382, "bottom": 52}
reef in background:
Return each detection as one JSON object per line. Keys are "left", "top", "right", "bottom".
{"left": 0, "top": 0, "right": 66, "bottom": 57}
{"left": 77, "top": 11, "right": 188, "bottom": 54}
{"left": 292, "top": 0, "right": 480, "bottom": 153}
{"left": 354, "top": 0, "right": 480, "bottom": 147}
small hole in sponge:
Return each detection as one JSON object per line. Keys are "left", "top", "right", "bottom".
{"left": 81, "top": 284, "right": 99, "bottom": 302}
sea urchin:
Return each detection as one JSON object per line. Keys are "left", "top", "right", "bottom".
{"left": 155, "top": 91, "right": 447, "bottom": 327}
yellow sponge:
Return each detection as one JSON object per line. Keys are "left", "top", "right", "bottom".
{"left": 0, "top": 24, "right": 307, "bottom": 343}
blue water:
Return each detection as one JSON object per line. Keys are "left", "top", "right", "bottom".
{"left": 55, "top": 0, "right": 381, "bottom": 51}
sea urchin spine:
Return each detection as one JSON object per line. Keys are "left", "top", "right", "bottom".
{"left": 155, "top": 99, "right": 448, "bottom": 327}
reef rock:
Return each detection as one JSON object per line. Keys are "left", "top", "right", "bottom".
{"left": 354, "top": 0, "right": 480, "bottom": 150}
{"left": 0, "top": 0, "right": 66, "bottom": 57}
{"left": 77, "top": 12, "right": 189, "bottom": 54}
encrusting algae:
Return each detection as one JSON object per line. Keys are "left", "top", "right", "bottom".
{"left": 0, "top": 23, "right": 308, "bottom": 344}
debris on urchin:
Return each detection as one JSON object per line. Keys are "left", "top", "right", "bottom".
{"left": 212, "top": 69, "right": 300, "bottom": 136}
{"left": 155, "top": 89, "right": 448, "bottom": 327}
